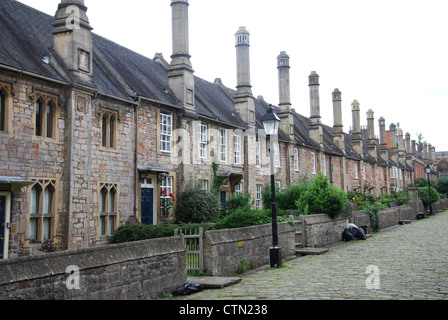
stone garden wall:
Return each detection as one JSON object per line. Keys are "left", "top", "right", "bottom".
{"left": 203, "top": 222, "right": 296, "bottom": 277}
{"left": 0, "top": 236, "right": 186, "bottom": 300}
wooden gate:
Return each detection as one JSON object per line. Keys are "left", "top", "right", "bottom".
{"left": 174, "top": 227, "right": 204, "bottom": 275}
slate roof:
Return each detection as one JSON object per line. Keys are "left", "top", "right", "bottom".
{"left": 0, "top": 0, "right": 398, "bottom": 168}
{"left": 0, "top": 0, "right": 66, "bottom": 82}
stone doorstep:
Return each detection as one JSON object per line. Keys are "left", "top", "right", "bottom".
{"left": 295, "top": 247, "right": 329, "bottom": 256}
{"left": 187, "top": 276, "right": 242, "bottom": 289}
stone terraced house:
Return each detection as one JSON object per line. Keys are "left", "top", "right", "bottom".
{"left": 0, "top": 0, "right": 438, "bottom": 259}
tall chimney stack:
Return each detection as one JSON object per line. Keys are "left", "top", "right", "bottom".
{"left": 378, "top": 117, "right": 388, "bottom": 160}
{"left": 309, "top": 72, "right": 323, "bottom": 147}
{"left": 389, "top": 123, "right": 398, "bottom": 162}
{"left": 234, "top": 26, "right": 255, "bottom": 126}
{"left": 332, "top": 89, "right": 345, "bottom": 152}
{"left": 235, "top": 26, "right": 252, "bottom": 97}
{"left": 277, "top": 51, "right": 294, "bottom": 141}
{"left": 168, "top": 0, "right": 196, "bottom": 115}
{"left": 351, "top": 100, "right": 362, "bottom": 155}
{"left": 366, "top": 109, "right": 377, "bottom": 158}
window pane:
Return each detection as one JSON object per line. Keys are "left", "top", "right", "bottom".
{"left": 0, "top": 92, "right": 5, "bottom": 131}
{"left": 43, "top": 187, "right": 53, "bottom": 214}
{"left": 110, "top": 116, "right": 115, "bottom": 148}
{"left": 220, "top": 129, "right": 227, "bottom": 162}
{"left": 108, "top": 216, "right": 115, "bottom": 236}
{"left": 100, "top": 188, "right": 107, "bottom": 213}
{"left": 29, "top": 218, "right": 38, "bottom": 240}
{"left": 43, "top": 218, "right": 51, "bottom": 240}
{"left": 109, "top": 188, "right": 115, "bottom": 213}
{"left": 99, "top": 216, "right": 106, "bottom": 236}
{"left": 35, "top": 100, "right": 43, "bottom": 136}
{"left": 46, "top": 102, "right": 53, "bottom": 138}
{"left": 30, "top": 186, "right": 40, "bottom": 214}
{"left": 102, "top": 114, "right": 108, "bottom": 147}
{"left": 160, "top": 114, "right": 172, "bottom": 152}
{"left": 234, "top": 135, "right": 241, "bottom": 164}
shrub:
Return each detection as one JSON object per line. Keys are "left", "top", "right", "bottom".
{"left": 296, "top": 173, "right": 349, "bottom": 219}
{"left": 111, "top": 224, "right": 178, "bottom": 243}
{"left": 225, "top": 193, "right": 252, "bottom": 214}
{"left": 418, "top": 186, "right": 439, "bottom": 210}
{"left": 276, "top": 177, "right": 312, "bottom": 211}
{"left": 175, "top": 185, "right": 221, "bottom": 223}
{"left": 362, "top": 202, "right": 384, "bottom": 233}
{"left": 436, "top": 178, "right": 448, "bottom": 196}
{"left": 216, "top": 206, "right": 270, "bottom": 229}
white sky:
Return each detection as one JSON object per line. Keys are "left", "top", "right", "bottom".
{"left": 18, "top": 0, "right": 448, "bottom": 151}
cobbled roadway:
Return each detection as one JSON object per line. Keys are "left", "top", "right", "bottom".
{"left": 177, "top": 211, "right": 448, "bottom": 300}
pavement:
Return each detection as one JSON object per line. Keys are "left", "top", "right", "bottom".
{"left": 174, "top": 210, "right": 448, "bottom": 300}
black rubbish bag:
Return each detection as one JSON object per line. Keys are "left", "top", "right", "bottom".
{"left": 172, "top": 283, "right": 204, "bottom": 296}
{"left": 342, "top": 225, "right": 366, "bottom": 242}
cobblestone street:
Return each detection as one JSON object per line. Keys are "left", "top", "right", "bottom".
{"left": 178, "top": 211, "right": 448, "bottom": 300}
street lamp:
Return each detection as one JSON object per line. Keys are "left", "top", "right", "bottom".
{"left": 261, "top": 104, "right": 282, "bottom": 268}
{"left": 425, "top": 164, "right": 434, "bottom": 215}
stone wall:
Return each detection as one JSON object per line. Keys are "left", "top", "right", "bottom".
{"left": 0, "top": 236, "right": 186, "bottom": 300}
{"left": 203, "top": 222, "right": 295, "bottom": 276}
{"left": 300, "top": 213, "right": 348, "bottom": 248}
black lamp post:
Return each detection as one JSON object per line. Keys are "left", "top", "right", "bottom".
{"left": 261, "top": 104, "right": 282, "bottom": 268}
{"left": 425, "top": 164, "right": 433, "bottom": 215}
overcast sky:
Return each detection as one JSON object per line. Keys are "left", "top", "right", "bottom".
{"left": 18, "top": 0, "right": 448, "bottom": 151}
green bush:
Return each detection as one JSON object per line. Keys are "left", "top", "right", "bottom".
{"left": 436, "top": 178, "right": 448, "bottom": 196}
{"left": 276, "top": 177, "right": 312, "bottom": 211}
{"left": 418, "top": 187, "right": 439, "bottom": 210}
{"left": 216, "top": 206, "right": 271, "bottom": 229}
{"left": 175, "top": 185, "right": 221, "bottom": 223}
{"left": 111, "top": 224, "right": 178, "bottom": 243}
{"left": 111, "top": 222, "right": 219, "bottom": 244}
{"left": 362, "top": 202, "right": 384, "bottom": 233}
{"left": 225, "top": 193, "right": 252, "bottom": 214}
{"left": 296, "top": 173, "right": 349, "bottom": 219}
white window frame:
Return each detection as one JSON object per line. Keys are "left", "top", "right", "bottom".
{"left": 220, "top": 129, "right": 227, "bottom": 162}
{"left": 235, "top": 183, "right": 243, "bottom": 195}
{"left": 199, "top": 179, "right": 208, "bottom": 191}
{"left": 199, "top": 123, "right": 207, "bottom": 159}
{"left": 311, "top": 152, "right": 316, "bottom": 174}
{"left": 160, "top": 113, "right": 172, "bottom": 153}
{"left": 294, "top": 148, "right": 299, "bottom": 171}
{"left": 274, "top": 142, "right": 280, "bottom": 168}
{"left": 256, "top": 140, "right": 261, "bottom": 168}
{"left": 234, "top": 134, "right": 242, "bottom": 164}
{"left": 355, "top": 163, "right": 359, "bottom": 179}
{"left": 256, "top": 185, "right": 262, "bottom": 210}
{"left": 322, "top": 154, "right": 327, "bottom": 175}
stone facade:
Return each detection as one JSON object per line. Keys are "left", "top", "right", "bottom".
{"left": 0, "top": 0, "right": 438, "bottom": 260}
